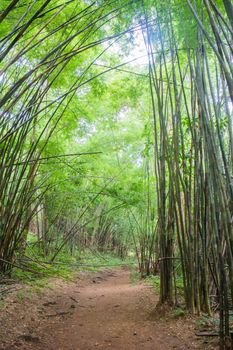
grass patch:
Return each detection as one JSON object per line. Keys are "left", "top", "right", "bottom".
{"left": 196, "top": 315, "right": 220, "bottom": 329}
{"left": 76, "top": 251, "right": 136, "bottom": 272}
{"left": 0, "top": 301, "right": 5, "bottom": 309}
{"left": 172, "top": 307, "right": 186, "bottom": 318}
{"left": 145, "top": 275, "right": 161, "bottom": 293}
{"left": 11, "top": 250, "right": 80, "bottom": 292}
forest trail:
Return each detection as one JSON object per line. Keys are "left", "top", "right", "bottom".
{"left": 1, "top": 269, "right": 211, "bottom": 350}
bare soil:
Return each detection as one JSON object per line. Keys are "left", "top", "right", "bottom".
{"left": 0, "top": 268, "right": 218, "bottom": 350}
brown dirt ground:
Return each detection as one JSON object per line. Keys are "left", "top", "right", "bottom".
{"left": 0, "top": 268, "right": 218, "bottom": 350}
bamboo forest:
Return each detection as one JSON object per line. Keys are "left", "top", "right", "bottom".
{"left": 0, "top": 1, "right": 232, "bottom": 349}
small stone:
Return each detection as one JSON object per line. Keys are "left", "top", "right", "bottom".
{"left": 43, "top": 301, "right": 57, "bottom": 306}
{"left": 19, "top": 334, "right": 40, "bottom": 343}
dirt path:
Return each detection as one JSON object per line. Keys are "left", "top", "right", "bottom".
{"left": 0, "top": 269, "right": 215, "bottom": 350}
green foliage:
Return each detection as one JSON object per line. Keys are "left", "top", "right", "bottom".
{"left": 13, "top": 240, "right": 135, "bottom": 289}
{"left": 172, "top": 308, "right": 186, "bottom": 318}
{"left": 12, "top": 250, "right": 79, "bottom": 285}
{"left": 0, "top": 301, "right": 5, "bottom": 309}
{"left": 145, "top": 275, "right": 161, "bottom": 293}
{"left": 1, "top": 6, "right": 232, "bottom": 349}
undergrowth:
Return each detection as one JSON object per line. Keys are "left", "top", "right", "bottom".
{"left": 10, "top": 240, "right": 136, "bottom": 292}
